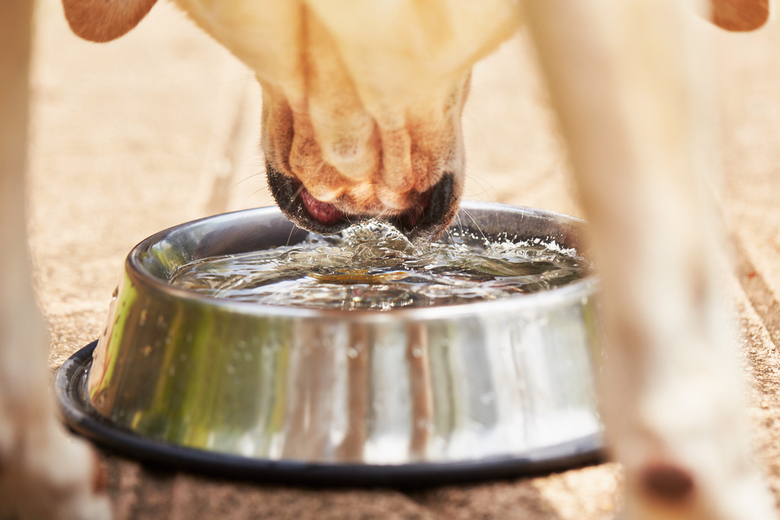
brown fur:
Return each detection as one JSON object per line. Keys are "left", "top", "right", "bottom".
{"left": 712, "top": 0, "right": 770, "bottom": 31}
{"left": 63, "top": 0, "right": 158, "bottom": 42}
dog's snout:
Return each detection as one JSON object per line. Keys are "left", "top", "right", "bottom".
{"left": 268, "top": 163, "right": 459, "bottom": 242}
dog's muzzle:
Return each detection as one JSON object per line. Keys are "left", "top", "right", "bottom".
{"left": 266, "top": 163, "right": 458, "bottom": 243}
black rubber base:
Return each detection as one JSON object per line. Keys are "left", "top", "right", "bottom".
{"left": 55, "top": 342, "right": 604, "bottom": 488}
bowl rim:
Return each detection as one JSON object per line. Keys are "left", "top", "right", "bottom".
{"left": 127, "top": 201, "right": 598, "bottom": 322}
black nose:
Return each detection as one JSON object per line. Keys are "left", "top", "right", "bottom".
{"left": 266, "top": 163, "right": 459, "bottom": 242}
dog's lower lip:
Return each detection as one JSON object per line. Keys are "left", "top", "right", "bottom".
{"left": 299, "top": 187, "right": 345, "bottom": 226}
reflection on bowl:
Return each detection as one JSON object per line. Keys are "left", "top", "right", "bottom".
{"left": 77, "top": 202, "right": 602, "bottom": 476}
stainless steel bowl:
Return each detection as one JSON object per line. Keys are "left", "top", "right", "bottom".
{"left": 57, "top": 202, "right": 602, "bottom": 485}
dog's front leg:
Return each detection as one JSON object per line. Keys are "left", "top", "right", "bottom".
{"left": 521, "top": 1, "right": 775, "bottom": 519}
{"left": 0, "top": 1, "right": 110, "bottom": 518}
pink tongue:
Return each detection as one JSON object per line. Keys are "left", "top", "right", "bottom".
{"left": 300, "top": 188, "right": 345, "bottom": 225}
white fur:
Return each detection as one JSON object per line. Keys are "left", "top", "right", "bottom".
{"left": 523, "top": 2, "right": 776, "bottom": 517}
{"left": 0, "top": 1, "right": 110, "bottom": 518}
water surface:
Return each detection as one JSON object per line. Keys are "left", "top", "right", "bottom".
{"left": 169, "top": 221, "right": 588, "bottom": 310}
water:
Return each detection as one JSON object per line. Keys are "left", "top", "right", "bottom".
{"left": 168, "top": 221, "right": 589, "bottom": 310}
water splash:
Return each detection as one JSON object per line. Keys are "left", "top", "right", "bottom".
{"left": 168, "top": 221, "right": 588, "bottom": 310}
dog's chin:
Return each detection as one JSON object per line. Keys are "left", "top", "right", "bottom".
{"left": 266, "top": 163, "right": 458, "bottom": 243}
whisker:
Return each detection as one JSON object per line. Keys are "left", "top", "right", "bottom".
{"left": 373, "top": 207, "right": 389, "bottom": 223}
{"left": 456, "top": 213, "right": 464, "bottom": 236}
{"left": 285, "top": 222, "right": 297, "bottom": 246}
{"left": 461, "top": 208, "right": 488, "bottom": 244}
{"left": 455, "top": 211, "right": 466, "bottom": 244}
{"left": 441, "top": 224, "right": 455, "bottom": 244}
{"left": 245, "top": 188, "right": 269, "bottom": 204}
{"left": 235, "top": 171, "right": 266, "bottom": 186}
{"left": 285, "top": 184, "right": 305, "bottom": 212}
{"left": 464, "top": 174, "right": 498, "bottom": 202}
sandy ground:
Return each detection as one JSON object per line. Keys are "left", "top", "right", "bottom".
{"left": 27, "top": 1, "right": 780, "bottom": 518}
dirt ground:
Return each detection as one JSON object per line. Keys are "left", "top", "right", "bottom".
{"left": 28, "top": 1, "right": 780, "bottom": 518}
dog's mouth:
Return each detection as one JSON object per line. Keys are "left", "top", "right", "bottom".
{"left": 267, "top": 164, "right": 457, "bottom": 242}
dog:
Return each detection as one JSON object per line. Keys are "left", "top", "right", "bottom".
{"left": 0, "top": 0, "right": 776, "bottom": 518}
{"left": 0, "top": 2, "right": 111, "bottom": 519}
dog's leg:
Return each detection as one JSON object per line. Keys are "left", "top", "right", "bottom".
{"left": 521, "top": 1, "right": 776, "bottom": 519}
{"left": 0, "top": 2, "right": 111, "bottom": 518}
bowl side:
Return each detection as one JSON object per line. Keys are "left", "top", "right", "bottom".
{"left": 86, "top": 203, "right": 602, "bottom": 465}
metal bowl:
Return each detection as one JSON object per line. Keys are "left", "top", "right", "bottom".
{"left": 57, "top": 202, "right": 602, "bottom": 486}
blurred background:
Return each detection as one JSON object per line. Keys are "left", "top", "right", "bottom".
{"left": 27, "top": 0, "right": 780, "bottom": 517}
